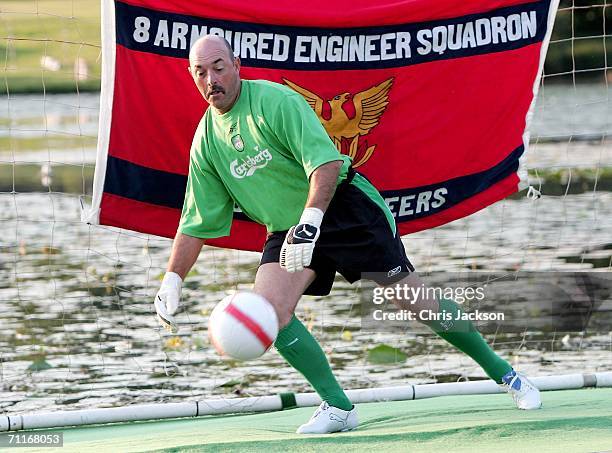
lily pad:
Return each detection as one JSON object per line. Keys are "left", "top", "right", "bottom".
{"left": 216, "top": 377, "right": 250, "bottom": 391}
{"left": 192, "top": 337, "right": 207, "bottom": 350}
{"left": 367, "top": 344, "right": 407, "bottom": 364}
{"left": 27, "top": 357, "right": 52, "bottom": 372}
{"left": 216, "top": 379, "right": 243, "bottom": 388}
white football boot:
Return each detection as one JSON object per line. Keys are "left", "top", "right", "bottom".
{"left": 296, "top": 402, "right": 359, "bottom": 434}
{"left": 500, "top": 370, "right": 542, "bottom": 410}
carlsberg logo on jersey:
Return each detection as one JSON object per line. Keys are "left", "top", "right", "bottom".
{"left": 230, "top": 147, "right": 273, "bottom": 178}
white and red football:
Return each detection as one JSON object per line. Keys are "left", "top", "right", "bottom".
{"left": 208, "top": 292, "right": 279, "bottom": 361}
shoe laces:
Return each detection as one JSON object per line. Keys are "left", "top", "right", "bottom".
{"left": 501, "top": 370, "right": 522, "bottom": 392}
{"left": 311, "top": 401, "right": 329, "bottom": 420}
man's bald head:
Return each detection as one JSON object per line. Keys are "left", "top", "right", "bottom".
{"left": 189, "top": 35, "right": 234, "bottom": 65}
{"left": 188, "top": 35, "right": 242, "bottom": 114}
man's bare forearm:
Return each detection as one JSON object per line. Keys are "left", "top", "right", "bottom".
{"left": 305, "top": 160, "right": 342, "bottom": 213}
{"left": 167, "top": 232, "right": 205, "bottom": 279}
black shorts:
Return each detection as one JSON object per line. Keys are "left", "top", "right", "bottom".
{"left": 260, "top": 173, "right": 415, "bottom": 296}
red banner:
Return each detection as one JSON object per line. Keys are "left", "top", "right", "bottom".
{"left": 88, "top": 0, "right": 558, "bottom": 251}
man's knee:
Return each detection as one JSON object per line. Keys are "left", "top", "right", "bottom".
{"left": 259, "top": 293, "right": 296, "bottom": 329}
{"left": 252, "top": 264, "right": 315, "bottom": 329}
{"left": 253, "top": 278, "right": 300, "bottom": 329}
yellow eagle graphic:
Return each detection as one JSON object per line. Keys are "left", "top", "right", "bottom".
{"left": 283, "top": 77, "right": 393, "bottom": 167}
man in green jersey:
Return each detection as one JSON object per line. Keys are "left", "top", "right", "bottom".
{"left": 154, "top": 35, "right": 541, "bottom": 434}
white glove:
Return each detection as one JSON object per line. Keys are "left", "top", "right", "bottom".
{"left": 280, "top": 207, "right": 324, "bottom": 273}
{"left": 154, "top": 272, "right": 182, "bottom": 333}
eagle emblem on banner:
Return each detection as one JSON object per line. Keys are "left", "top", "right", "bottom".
{"left": 283, "top": 78, "right": 393, "bottom": 168}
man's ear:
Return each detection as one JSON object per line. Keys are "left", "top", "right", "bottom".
{"left": 234, "top": 57, "right": 241, "bottom": 73}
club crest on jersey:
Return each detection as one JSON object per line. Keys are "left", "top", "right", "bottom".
{"left": 282, "top": 77, "right": 393, "bottom": 168}
{"left": 231, "top": 134, "right": 244, "bottom": 152}
{"left": 230, "top": 147, "right": 272, "bottom": 179}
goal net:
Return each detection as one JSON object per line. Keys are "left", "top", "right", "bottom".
{"left": 1, "top": 0, "right": 610, "bottom": 416}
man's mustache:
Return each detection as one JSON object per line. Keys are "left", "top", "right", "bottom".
{"left": 207, "top": 85, "right": 225, "bottom": 96}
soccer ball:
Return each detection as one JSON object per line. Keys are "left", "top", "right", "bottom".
{"left": 208, "top": 292, "right": 279, "bottom": 361}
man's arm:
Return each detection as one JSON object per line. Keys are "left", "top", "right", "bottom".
{"left": 305, "top": 160, "right": 343, "bottom": 213}
{"left": 272, "top": 94, "right": 346, "bottom": 212}
{"left": 280, "top": 160, "right": 342, "bottom": 273}
{"left": 154, "top": 232, "right": 204, "bottom": 332}
{"left": 167, "top": 231, "right": 205, "bottom": 279}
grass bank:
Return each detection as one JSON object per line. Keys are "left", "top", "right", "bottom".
{"left": 1, "top": 0, "right": 101, "bottom": 94}
{"left": 1, "top": 1, "right": 610, "bottom": 93}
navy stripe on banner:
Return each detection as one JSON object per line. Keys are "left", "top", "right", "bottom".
{"left": 115, "top": 0, "right": 550, "bottom": 70}
{"left": 103, "top": 145, "right": 522, "bottom": 224}
{"left": 103, "top": 155, "right": 252, "bottom": 221}
{"left": 380, "top": 145, "right": 523, "bottom": 222}
{"left": 104, "top": 155, "right": 187, "bottom": 210}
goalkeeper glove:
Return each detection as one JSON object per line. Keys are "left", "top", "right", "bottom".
{"left": 154, "top": 272, "right": 182, "bottom": 333}
{"left": 280, "top": 207, "right": 323, "bottom": 273}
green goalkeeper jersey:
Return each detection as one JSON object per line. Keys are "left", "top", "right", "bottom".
{"left": 178, "top": 79, "right": 352, "bottom": 238}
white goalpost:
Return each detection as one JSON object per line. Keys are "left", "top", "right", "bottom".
{"left": 3, "top": 372, "right": 612, "bottom": 431}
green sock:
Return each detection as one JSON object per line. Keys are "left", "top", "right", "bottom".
{"left": 424, "top": 298, "right": 512, "bottom": 383}
{"left": 274, "top": 315, "right": 353, "bottom": 411}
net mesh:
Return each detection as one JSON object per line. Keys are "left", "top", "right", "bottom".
{"left": 1, "top": 0, "right": 611, "bottom": 415}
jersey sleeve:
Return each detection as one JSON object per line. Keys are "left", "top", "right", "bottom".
{"left": 274, "top": 93, "right": 349, "bottom": 178}
{"left": 178, "top": 144, "right": 234, "bottom": 239}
